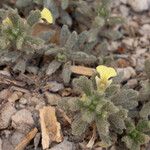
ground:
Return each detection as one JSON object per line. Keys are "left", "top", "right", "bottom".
{"left": 0, "top": 0, "right": 149, "bottom": 150}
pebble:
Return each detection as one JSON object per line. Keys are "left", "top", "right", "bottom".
{"left": 0, "top": 89, "right": 10, "bottom": 100}
{"left": 8, "top": 91, "right": 23, "bottom": 103}
{"left": 0, "top": 138, "right": 2, "bottom": 150}
{"left": 49, "top": 138, "right": 75, "bottom": 150}
{"left": 120, "top": 0, "right": 127, "bottom": 4}
{"left": 120, "top": 5, "right": 129, "bottom": 17}
{"left": 139, "top": 24, "right": 150, "bottom": 36}
{"left": 9, "top": 131, "right": 25, "bottom": 147}
{"left": 127, "top": 79, "right": 138, "bottom": 88}
{"left": 2, "top": 139, "right": 14, "bottom": 150}
{"left": 11, "top": 109, "right": 34, "bottom": 133}
{"left": 0, "top": 103, "right": 16, "bottom": 129}
{"left": 45, "top": 92, "right": 61, "bottom": 105}
{"left": 122, "top": 38, "right": 134, "bottom": 49}
{"left": 127, "top": 0, "right": 150, "bottom": 12}
{"left": 117, "top": 67, "right": 136, "bottom": 81}
{"left": 136, "top": 58, "right": 145, "bottom": 71}
{"left": 19, "top": 97, "right": 28, "bottom": 105}
{"left": 48, "top": 81, "right": 64, "bottom": 92}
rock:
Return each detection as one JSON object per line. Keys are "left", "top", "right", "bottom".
{"left": 0, "top": 102, "right": 16, "bottom": 129}
{"left": 122, "top": 38, "right": 134, "bottom": 49}
{"left": 139, "top": 24, "right": 150, "bottom": 36}
{"left": 136, "top": 58, "right": 145, "bottom": 71}
{"left": 9, "top": 131, "right": 25, "bottom": 147}
{"left": 112, "top": 0, "right": 121, "bottom": 7}
{"left": 0, "top": 138, "right": 2, "bottom": 150}
{"left": 29, "top": 96, "right": 45, "bottom": 107}
{"left": 27, "top": 96, "right": 45, "bottom": 110}
{"left": 49, "top": 138, "right": 75, "bottom": 150}
{"left": 1, "top": 130, "right": 11, "bottom": 138}
{"left": 8, "top": 91, "right": 23, "bottom": 103}
{"left": 19, "top": 97, "right": 28, "bottom": 105}
{"left": 34, "top": 133, "right": 41, "bottom": 150}
{"left": 108, "top": 41, "right": 120, "bottom": 52}
{"left": 11, "top": 109, "right": 34, "bottom": 133}
{"left": 127, "top": 0, "right": 149, "bottom": 12}
{"left": 139, "top": 37, "right": 149, "bottom": 47}
{"left": 120, "top": 5, "right": 129, "bottom": 17}
{"left": 2, "top": 139, "right": 14, "bottom": 150}
{"left": 126, "top": 79, "right": 138, "bottom": 88}
{"left": 120, "top": 0, "right": 127, "bottom": 4}
{"left": 117, "top": 67, "right": 136, "bottom": 81}
{"left": 45, "top": 92, "right": 61, "bottom": 105}
{"left": 48, "top": 81, "right": 64, "bottom": 92}
{"left": 0, "top": 89, "right": 10, "bottom": 100}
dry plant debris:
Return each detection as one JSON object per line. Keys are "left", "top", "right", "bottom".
{"left": 15, "top": 128, "right": 38, "bottom": 150}
{"left": 39, "top": 106, "right": 63, "bottom": 149}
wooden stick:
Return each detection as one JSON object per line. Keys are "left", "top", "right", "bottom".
{"left": 70, "top": 66, "right": 95, "bottom": 76}
{"left": 15, "top": 128, "right": 38, "bottom": 150}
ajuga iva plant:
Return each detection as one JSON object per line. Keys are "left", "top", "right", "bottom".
{"left": 122, "top": 119, "right": 150, "bottom": 150}
{"left": 138, "top": 59, "right": 150, "bottom": 119}
{"left": 0, "top": 7, "right": 53, "bottom": 73}
{"left": 15, "top": 0, "right": 71, "bottom": 26}
{"left": 62, "top": 65, "right": 139, "bottom": 148}
{"left": 44, "top": 24, "right": 97, "bottom": 83}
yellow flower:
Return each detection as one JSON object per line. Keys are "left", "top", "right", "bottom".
{"left": 2, "top": 17, "right": 13, "bottom": 26}
{"left": 41, "top": 8, "right": 53, "bottom": 24}
{"left": 95, "top": 65, "right": 117, "bottom": 92}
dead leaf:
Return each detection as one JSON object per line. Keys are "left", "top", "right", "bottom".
{"left": 39, "top": 106, "right": 63, "bottom": 149}
{"left": 57, "top": 108, "right": 72, "bottom": 125}
{"left": 15, "top": 128, "right": 38, "bottom": 150}
{"left": 86, "top": 124, "right": 96, "bottom": 148}
{"left": 71, "top": 66, "right": 95, "bottom": 76}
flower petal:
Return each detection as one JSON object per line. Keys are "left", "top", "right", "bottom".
{"left": 41, "top": 8, "right": 53, "bottom": 24}
{"left": 96, "top": 65, "right": 117, "bottom": 81}
{"left": 2, "top": 17, "right": 13, "bottom": 26}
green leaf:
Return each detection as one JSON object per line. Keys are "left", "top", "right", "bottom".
{"left": 61, "top": 0, "right": 69, "bottom": 10}
{"left": 96, "top": 116, "right": 112, "bottom": 147}
{"left": 72, "top": 115, "right": 88, "bottom": 136}
{"left": 145, "top": 59, "right": 150, "bottom": 79}
{"left": 109, "top": 108, "right": 128, "bottom": 134}
{"left": 16, "top": 35, "right": 24, "bottom": 50}
{"left": 72, "top": 76, "right": 93, "bottom": 96}
{"left": 106, "top": 16, "right": 124, "bottom": 26}
{"left": 102, "top": 101, "right": 119, "bottom": 115}
{"left": 122, "top": 136, "right": 140, "bottom": 150}
{"left": 111, "top": 89, "right": 138, "bottom": 109}
{"left": 140, "top": 101, "right": 150, "bottom": 119}
{"left": 96, "top": 116, "right": 110, "bottom": 137}
{"left": 137, "top": 120, "right": 150, "bottom": 133}
{"left": 60, "top": 25, "right": 71, "bottom": 46}
{"left": 81, "top": 109, "right": 95, "bottom": 123}
{"left": 16, "top": 0, "right": 32, "bottom": 8}
{"left": 105, "top": 84, "right": 120, "bottom": 98}
{"left": 65, "top": 31, "right": 78, "bottom": 50}
{"left": 27, "top": 10, "right": 41, "bottom": 26}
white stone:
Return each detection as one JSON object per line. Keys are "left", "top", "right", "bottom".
{"left": 0, "top": 103, "right": 16, "bottom": 129}
{"left": 0, "top": 138, "right": 2, "bottom": 150}
{"left": 120, "top": 0, "right": 127, "bottom": 4}
{"left": 127, "top": 0, "right": 149, "bottom": 12}
{"left": 120, "top": 5, "right": 129, "bottom": 17}
{"left": 11, "top": 109, "right": 34, "bottom": 133}
{"left": 117, "top": 67, "right": 136, "bottom": 81}
{"left": 139, "top": 24, "right": 150, "bottom": 36}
